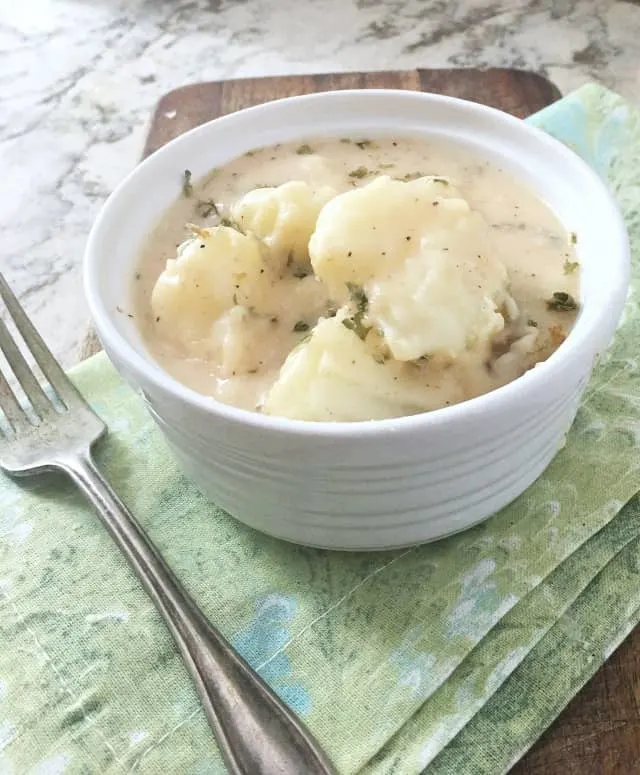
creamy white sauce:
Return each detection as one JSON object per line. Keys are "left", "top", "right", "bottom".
{"left": 132, "top": 136, "right": 579, "bottom": 421}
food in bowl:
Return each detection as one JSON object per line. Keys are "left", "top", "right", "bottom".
{"left": 85, "top": 89, "right": 628, "bottom": 549}
{"left": 133, "top": 136, "right": 579, "bottom": 422}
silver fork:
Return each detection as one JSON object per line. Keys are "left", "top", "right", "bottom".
{"left": 0, "top": 274, "right": 337, "bottom": 775}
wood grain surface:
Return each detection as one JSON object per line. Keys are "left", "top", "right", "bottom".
{"left": 141, "top": 67, "right": 560, "bottom": 157}
{"left": 81, "top": 68, "right": 640, "bottom": 775}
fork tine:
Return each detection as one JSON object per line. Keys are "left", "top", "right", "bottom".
{"left": 0, "top": 366, "right": 27, "bottom": 430}
{"left": 0, "top": 274, "right": 85, "bottom": 410}
{"left": 0, "top": 315, "right": 53, "bottom": 418}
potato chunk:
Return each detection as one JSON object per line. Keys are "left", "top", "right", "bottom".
{"left": 309, "top": 175, "right": 515, "bottom": 361}
{"left": 231, "top": 181, "right": 335, "bottom": 271}
{"left": 151, "top": 226, "right": 266, "bottom": 345}
{"left": 263, "top": 316, "right": 463, "bottom": 422}
{"left": 210, "top": 306, "right": 278, "bottom": 377}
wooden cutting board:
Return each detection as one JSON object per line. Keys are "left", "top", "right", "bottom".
{"left": 81, "top": 68, "right": 640, "bottom": 775}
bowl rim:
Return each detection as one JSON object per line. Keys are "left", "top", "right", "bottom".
{"left": 84, "top": 88, "right": 630, "bottom": 438}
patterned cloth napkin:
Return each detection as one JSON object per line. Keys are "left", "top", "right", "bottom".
{"left": 2, "top": 83, "right": 640, "bottom": 775}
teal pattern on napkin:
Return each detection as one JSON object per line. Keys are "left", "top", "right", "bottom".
{"left": 231, "top": 595, "right": 311, "bottom": 716}
{"left": 1, "top": 83, "right": 640, "bottom": 775}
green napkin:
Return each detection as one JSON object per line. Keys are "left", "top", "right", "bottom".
{"left": 1, "top": 83, "right": 640, "bottom": 775}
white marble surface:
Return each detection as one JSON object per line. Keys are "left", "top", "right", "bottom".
{"left": 2, "top": 0, "right": 640, "bottom": 367}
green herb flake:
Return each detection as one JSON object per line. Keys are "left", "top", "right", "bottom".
{"left": 546, "top": 291, "right": 579, "bottom": 312}
{"left": 340, "top": 138, "right": 352, "bottom": 144}
{"left": 403, "top": 171, "right": 424, "bottom": 182}
{"left": 342, "top": 283, "right": 371, "bottom": 340}
{"left": 349, "top": 166, "right": 370, "bottom": 179}
{"left": 433, "top": 177, "right": 450, "bottom": 185}
{"left": 527, "top": 318, "right": 538, "bottom": 327}
{"left": 292, "top": 265, "right": 311, "bottom": 279}
{"left": 570, "top": 231, "right": 578, "bottom": 245}
{"left": 196, "top": 199, "right": 219, "bottom": 218}
{"left": 346, "top": 282, "right": 368, "bottom": 314}
{"left": 342, "top": 318, "right": 363, "bottom": 337}
{"left": 296, "top": 144, "right": 314, "bottom": 155}
{"left": 293, "top": 320, "right": 310, "bottom": 333}
{"left": 563, "top": 259, "right": 579, "bottom": 275}
{"left": 220, "top": 217, "right": 243, "bottom": 233}
{"left": 182, "top": 169, "right": 193, "bottom": 198}
{"left": 355, "top": 140, "right": 373, "bottom": 150}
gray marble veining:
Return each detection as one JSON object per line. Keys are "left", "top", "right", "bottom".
{"left": 1, "top": 0, "right": 639, "bottom": 366}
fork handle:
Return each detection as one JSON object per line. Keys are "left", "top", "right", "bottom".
{"left": 58, "top": 448, "right": 337, "bottom": 775}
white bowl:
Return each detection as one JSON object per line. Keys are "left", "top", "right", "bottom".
{"left": 84, "top": 89, "right": 629, "bottom": 551}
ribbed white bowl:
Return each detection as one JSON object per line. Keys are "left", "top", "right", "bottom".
{"left": 84, "top": 90, "right": 629, "bottom": 550}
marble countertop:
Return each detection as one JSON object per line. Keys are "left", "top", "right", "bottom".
{"left": 2, "top": 0, "right": 639, "bottom": 367}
